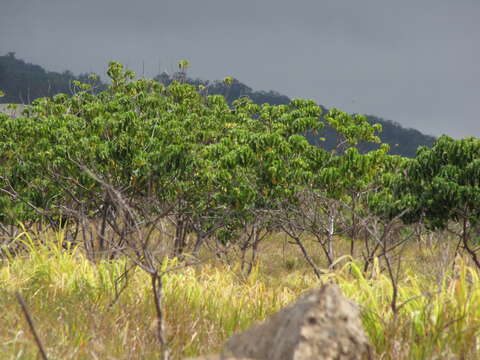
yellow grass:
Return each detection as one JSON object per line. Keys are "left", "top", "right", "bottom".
{"left": 1, "top": 230, "right": 480, "bottom": 359}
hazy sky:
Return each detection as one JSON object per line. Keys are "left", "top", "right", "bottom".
{"left": 1, "top": 0, "right": 479, "bottom": 138}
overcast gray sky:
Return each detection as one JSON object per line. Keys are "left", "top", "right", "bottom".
{"left": 1, "top": 0, "right": 478, "bottom": 138}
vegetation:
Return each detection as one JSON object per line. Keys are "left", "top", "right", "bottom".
{"left": 0, "top": 52, "right": 106, "bottom": 104}
{"left": 0, "top": 52, "right": 435, "bottom": 158}
{"left": 0, "top": 60, "right": 479, "bottom": 359}
{"left": 2, "top": 230, "right": 480, "bottom": 359}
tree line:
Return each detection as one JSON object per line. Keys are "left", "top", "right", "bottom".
{"left": 0, "top": 61, "right": 478, "bottom": 279}
{"left": 0, "top": 52, "right": 435, "bottom": 158}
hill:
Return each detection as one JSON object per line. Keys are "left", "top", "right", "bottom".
{"left": 0, "top": 52, "right": 106, "bottom": 103}
{"left": 0, "top": 53, "right": 435, "bottom": 157}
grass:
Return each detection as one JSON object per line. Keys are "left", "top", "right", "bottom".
{"left": 1, "top": 230, "right": 480, "bottom": 359}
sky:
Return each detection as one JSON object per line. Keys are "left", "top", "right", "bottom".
{"left": 1, "top": 0, "right": 479, "bottom": 138}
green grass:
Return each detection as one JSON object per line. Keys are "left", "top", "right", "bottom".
{"left": 1, "top": 230, "right": 480, "bottom": 359}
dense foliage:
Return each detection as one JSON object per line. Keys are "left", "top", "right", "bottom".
{"left": 0, "top": 53, "right": 435, "bottom": 158}
{"left": 0, "top": 62, "right": 329, "bottom": 257}
{"left": 0, "top": 60, "right": 477, "bottom": 265}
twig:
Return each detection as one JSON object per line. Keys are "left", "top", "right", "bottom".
{"left": 16, "top": 292, "right": 48, "bottom": 360}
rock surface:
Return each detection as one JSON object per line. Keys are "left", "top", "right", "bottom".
{"left": 187, "top": 284, "right": 371, "bottom": 360}
{"left": 184, "top": 356, "right": 252, "bottom": 360}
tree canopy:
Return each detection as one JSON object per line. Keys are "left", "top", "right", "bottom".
{"left": 0, "top": 53, "right": 435, "bottom": 158}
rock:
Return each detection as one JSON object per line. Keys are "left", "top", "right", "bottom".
{"left": 184, "top": 356, "right": 252, "bottom": 360}
{"left": 221, "top": 284, "right": 371, "bottom": 360}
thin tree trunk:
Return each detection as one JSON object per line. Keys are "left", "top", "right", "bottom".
{"left": 246, "top": 226, "right": 260, "bottom": 275}
{"left": 173, "top": 216, "right": 187, "bottom": 257}
{"left": 294, "top": 237, "right": 323, "bottom": 280}
{"left": 327, "top": 212, "right": 335, "bottom": 265}
{"left": 461, "top": 217, "right": 480, "bottom": 269}
{"left": 350, "top": 195, "right": 357, "bottom": 256}
{"left": 99, "top": 197, "right": 109, "bottom": 254}
{"left": 151, "top": 273, "right": 169, "bottom": 360}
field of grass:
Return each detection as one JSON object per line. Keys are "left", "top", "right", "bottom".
{"left": 1, "top": 229, "right": 480, "bottom": 359}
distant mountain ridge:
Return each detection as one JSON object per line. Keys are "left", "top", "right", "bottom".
{"left": 0, "top": 53, "right": 435, "bottom": 157}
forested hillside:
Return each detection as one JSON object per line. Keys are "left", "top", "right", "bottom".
{"left": 0, "top": 52, "right": 106, "bottom": 103}
{"left": 0, "top": 52, "right": 435, "bottom": 157}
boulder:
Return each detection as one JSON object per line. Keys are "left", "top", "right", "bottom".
{"left": 184, "top": 356, "right": 252, "bottom": 360}
{"left": 222, "top": 284, "right": 371, "bottom": 360}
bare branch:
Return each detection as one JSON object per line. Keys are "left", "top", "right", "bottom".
{"left": 16, "top": 292, "right": 48, "bottom": 360}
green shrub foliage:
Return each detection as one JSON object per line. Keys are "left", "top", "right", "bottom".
{"left": 1, "top": 62, "right": 478, "bottom": 262}
{"left": 0, "top": 62, "right": 330, "bottom": 231}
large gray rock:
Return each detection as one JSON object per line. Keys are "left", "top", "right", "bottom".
{"left": 221, "top": 284, "right": 371, "bottom": 360}
{"left": 184, "top": 356, "right": 252, "bottom": 360}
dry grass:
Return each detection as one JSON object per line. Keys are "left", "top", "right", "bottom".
{"left": 1, "top": 229, "right": 480, "bottom": 359}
